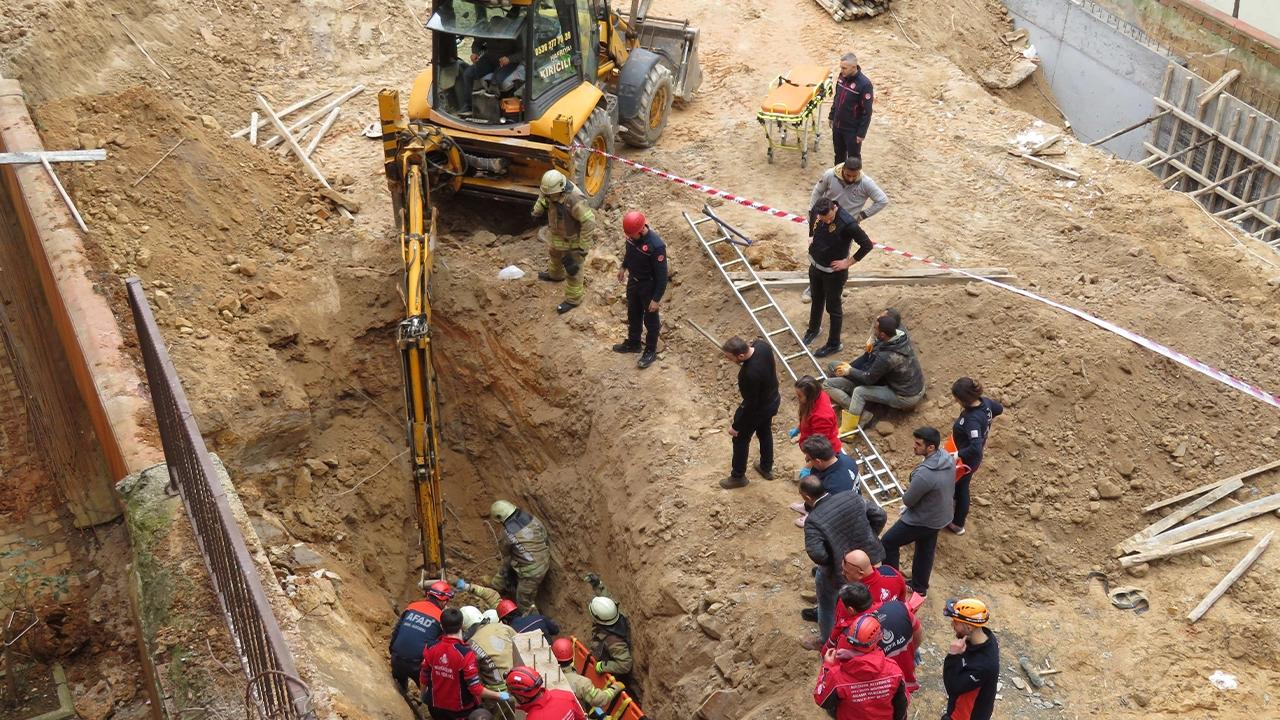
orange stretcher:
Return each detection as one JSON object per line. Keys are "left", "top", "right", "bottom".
{"left": 572, "top": 637, "right": 647, "bottom": 720}
{"left": 756, "top": 64, "right": 833, "bottom": 167}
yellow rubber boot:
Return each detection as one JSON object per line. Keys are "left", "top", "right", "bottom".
{"left": 839, "top": 411, "right": 859, "bottom": 436}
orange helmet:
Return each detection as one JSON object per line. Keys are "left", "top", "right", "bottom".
{"left": 425, "top": 580, "right": 454, "bottom": 603}
{"left": 847, "top": 614, "right": 882, "bottom": 652}
{"left": 623, "top": 211, "right": 647, "bottom": 238}
{"left": 505, "top": 666, "right": 544, "bottom": 701}
{"left": 944, "top": 598, "right": 989, "bottom": 627}
{"left": 496, "top": 598, "right": 518, "bottom": 620}
{"left": 551, "top": 637, "right": 574, "bottom": 663}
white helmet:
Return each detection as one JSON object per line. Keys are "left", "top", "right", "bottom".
{"left": 481, "top": 608, "right": 500, "bottom": 625}
{"left": 489, "top": 500, "right": 517, "bottom": 522}
{"left": 589, "top": 596, "right": 619, "bottom": 625}
{"left": 540, "top": 169, "right": 567, "bottom": 195}
{"left": 460, "top": 605, "right": 484, "bottom": 630}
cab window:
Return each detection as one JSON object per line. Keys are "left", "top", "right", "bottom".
{"left": 531, "top": 0, "right": 577, "bottom": 99}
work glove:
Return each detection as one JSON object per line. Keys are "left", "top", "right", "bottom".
{"left": 834, "top": 362, "right": 851, "bottom": 377}
{"left": 588, "top": 709, "right": 607, "bottom": 719}
{"left": 454, "top": 579, "right": 469, "bottom": 591}
{"left": 583, "top": 572, "right": 601, "bottom": 588}
{"left": 788, "top": 427, "right": 800, "bottom": 438}
{"left": 594, "top": 661, "right": 606, "bottom": 674}
{"left": 498, "top": 691, "right": 512, "bottom": 703}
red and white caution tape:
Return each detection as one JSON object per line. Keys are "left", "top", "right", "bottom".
{"left": 567, "top": 144, "right": 1280, "bottom": 411}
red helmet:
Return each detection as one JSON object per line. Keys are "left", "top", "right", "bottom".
{"left": 847, "top": 614, "right": 882, "bottom": 652}
{"left": 551, "top": 637, "right": 574, "bottom": 663}
{"left": 505, "top": 666, "right": 544, "bottom": 701}
{"left": 496, "top": 598, "right": 518, "bottom": 620}
{"left": 426, "top": 580, "right": 455, "bottom": 603}
{"left": 622, "top": 210, "right": 647, "bottom": 238}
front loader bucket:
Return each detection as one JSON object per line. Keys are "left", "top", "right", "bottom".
{"left": 635, "top": 17, "right": 702, "bottom": 103}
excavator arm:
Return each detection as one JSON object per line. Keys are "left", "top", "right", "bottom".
{"left": 378, "top": 90, "right": 465, "bottom": 577}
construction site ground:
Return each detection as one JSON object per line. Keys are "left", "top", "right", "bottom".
{"left": 3, "top": 0, "right": 1280, "bottom": 718}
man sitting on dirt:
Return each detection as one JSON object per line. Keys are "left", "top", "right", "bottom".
{"left": 825, "top": 313, "right": 925, "bottom": 432}
{"left": 486, "top": 499, "right": 551, "bottom": 614}
{"left": 803, "top": 156, "right": 888, "bottom": 304}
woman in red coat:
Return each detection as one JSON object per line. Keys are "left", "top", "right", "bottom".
{"left": 793, "top": 375, "right": 842, "bottom": 452}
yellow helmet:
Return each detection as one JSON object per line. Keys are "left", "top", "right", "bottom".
{"left": 944, "top": 597, "right": 989, "bottom": 627}
{"left": 540, "top": 169, "right": 567, "bottom": 195}
{"left": 489, "top": 500, "right": 517, "bottom": 522}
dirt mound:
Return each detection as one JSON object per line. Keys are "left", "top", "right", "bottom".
{"left": 7, "top": 0, "right": 1280, "bottom": 718}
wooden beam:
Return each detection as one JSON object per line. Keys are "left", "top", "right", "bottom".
{"left": 1087, "top": 111, "right": 1169, "bottom": 148}
{"left": 1141, "top": 135, "right": 1217, "bottom": 170}
{"left": 261, "top": 85, "right": 364, "bottom": 150}
{"left": 255, "top": 94, "right": 354, "bottom": 220}
{"left": 304, "top": 107, "right": 341, "bottom": 158}
{"left": 0, "top": 149, "right": 106, "bottom": 164}
{"left": 248, "top": 112, "right": 259, "bottom": 146}
{"left": 1219, "top": 189, "right": 1280, "bottom": 219}
{"left": 1030, "top": 134, "right": 1063, "bottom": 156}
{"left": 1119, "top": 531, "right": 1253, "bottom": 568}
{"left": 1196, "top": 68, "right": 1241, "bottom": 108}
{"left": 1186, "top": 531, "right": 1272, "bottom": 623}
{"left": 726, "top": 267, "right": 1015, "bottom": 288}
{"left": 1141, "top": 143, "right": 1280, "bottom": 232}
{"left": 1153, "top": 97, "right": 1280, "bottom": 179}
{"left": 232, "top": 90, "right": 333, "bottom": 138}
{"left": 1118, "top": 477, "right": 1244, "bottom": 554}
{"left": 1142, "top": 459, "right": 1280, "bottom": 512}
{"left": 1019, "top": 153, "right": 1080, "bottom": 181}
{"left": 1131, "top": 493, "right": 1280, "bottom": 551}
{"left": 1189, "top": 161, "right": 1261, "bottom": 197}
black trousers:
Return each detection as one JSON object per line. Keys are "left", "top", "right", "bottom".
{"left": 806, "top": 266, "right": 849, "bottom": 346}
{"left": 881, "top": 520, "right": 939, "bottom": 595}
{"left": 626, "top": 280, "right": 660, "bottom": 353}
{"left": 832, "top": 128, "right": 863, "bottom": 164}
{"left": 953, "top": 470, "right": 974, "bottom": 528}
{"left": 731, "top": 412, "right": 777, "bottom": 477}
{"left": 391, "top": 654, "right": 420, "bottom": 693}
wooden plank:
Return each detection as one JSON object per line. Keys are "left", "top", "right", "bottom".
{"left": 1019, "top": 153, "right": 1080, "bottom": 181}
{"left": 1153, "top": 97, "right": 1280, "bottom": 179}
{"left": 1196, "top": 68, "right": 1241, "bottom": 107}
{"left": 1162, "top": 76, "right": 1195, "bottom": 184}
{"left": 1211, "top": 110, "right": 1243, "bottom": 190}
{"left": 304, "top": 107, "right": 341, "bottom": 158}
{"left": 231, "top": 90, "right": 333, "bottom": 138}
{"left": 1087, "top": 111, "right": 1168, "bottom": 148}
{"left": 1118, "top": 477, "right": 1243, "bottom": 554}
{"left": 1119, "top": 531, "right": 1254, "bottom": 568}
{"left": 1142, "top": 459, "right": 1280, "bottom": 512}
{"left": 0, "top": 150, "right": 106, "bottom": 164}
{"left": 1188, "top": 161, "right": 1261, "bottom": 197}
{"left": 1198, "top": 97, "right": 1230, "bottom": 212}
{"left": 1132, "top": 493, "right": 1280, "bottom": 551}
{"left": 1030, "top": 134, "right": 1062, "bottom": 156}
{"left": 1225, "top": 113, "right": 1258, "bottom": 199}
{"left": 248, "top": 112, "right": 259, "bottom": 146}
{"left": 1141, "top": 143, "right": 1280, "bottom": 232}
{"left": 1186, "top": 531, "right": 1273, "bottom": 623}
{"left": 255, "top": 94, "right": 354, "bottom": 220}
{"left": 261, "top": 85, "right": 364, "bottom": 150}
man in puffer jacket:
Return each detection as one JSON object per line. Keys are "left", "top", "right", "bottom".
{"left": 825, "top": 313, "right": 925, "bottom": 431}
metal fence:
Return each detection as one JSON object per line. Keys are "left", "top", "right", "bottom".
{"left": 126, "top": 278, "right": 313, "bottom": 719}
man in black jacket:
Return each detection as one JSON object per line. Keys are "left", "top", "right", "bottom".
{"left": 721, "top": 336, "right": 781, "bottom": 489}
{"left": 613, "top": 210, "right": 668, "bottom": 369}
{"left": 803, "top": 198, "right": 874, "bottom": 359}
{"left": 942, "top": 598, "right": 999, "bottom": 720}
{"left": 829, "top": 52, "right": 873, "bottom": 164}
{"left": 800, "top": 474, "right": 885, "bottom": 639}
{"left": 825, "top": 313, "right": 925, "bottom": 431}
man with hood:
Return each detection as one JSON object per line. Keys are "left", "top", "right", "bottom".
{"left": 824, "top": 312, "right": 925, "bottom": 433}
{"left": 880, "top": 428, "right": 955, "bottom": 598}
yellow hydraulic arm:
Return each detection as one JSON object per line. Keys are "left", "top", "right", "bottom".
{"left": 379, "top": 89, "right": 460, "bottom": 577}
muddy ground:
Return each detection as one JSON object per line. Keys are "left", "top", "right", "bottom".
{"left": 4, "top": 0, "right": 1280, "bottom": 718}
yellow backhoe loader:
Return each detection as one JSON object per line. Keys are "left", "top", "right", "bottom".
{"left": 379, "top": 0, "right": 700, "bottom": 577}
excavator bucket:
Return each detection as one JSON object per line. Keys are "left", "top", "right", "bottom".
{"left": 633, "top": 16, "right": 702, "bottom": 104}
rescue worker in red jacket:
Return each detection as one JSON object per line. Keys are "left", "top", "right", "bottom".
{"left": 942, "top": 598, "right": 999, "bottom": 720}
{"left": 813, "top": 614, "right": 908, "bottom": 720}
{"left": 505, "top": 666, "right": 586, "bottom": 720}
{"left": 826, "top": 584, "right": 923, "bottom": 695}
{"left": 420, "top": 608, "right": 509, "bottom": 720}
{"left": 844, "top": 549, "right": 908, "bottom": 604}
{"left": 389, "top": 579, "right": 454, "bottom": 694}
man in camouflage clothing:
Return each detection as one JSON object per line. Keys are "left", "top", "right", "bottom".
{"left": 488, "top": 500, "right": 551, "bottom": 613}
{"left": 532, "top": 169, "right": 597, "bottom": 314}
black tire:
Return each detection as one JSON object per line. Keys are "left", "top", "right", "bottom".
{"left": 621, "top": 63, "right": 674, "bottom": 148}
{"left": 571, "top": 106, "right": 615, "bottom": 208}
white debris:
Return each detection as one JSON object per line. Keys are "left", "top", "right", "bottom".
{"left": 1209, "top": 671, "right": 1238, "bottom": 690}
{"left": 498, "top": 265, "right": 526, "bottom": 280}
{"left": 1022, "top": 44, "right": 1038, "bottom": 59}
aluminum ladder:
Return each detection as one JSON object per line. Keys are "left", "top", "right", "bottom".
{"left": 683, "top": 205, "right": 906, "bottom": 507}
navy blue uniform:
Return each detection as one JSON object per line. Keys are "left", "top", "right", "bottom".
{"left": 830, "top": 70, "right": 873, "bottom": 163}
{"left": 815, "top": 452, "right": 859, "bottom": 496}
{"left": 806, "top": 208, "right": 873, "bottom": 349}
{"left": 389, "top": 599, "right": 444, "bottom": 692}
{"left": 951, "top": 397, "right": 1004, "bottom": 529}
{"left": 621, "top": 228, "right": 669, "bottom": 353}
{"left": 510, "top": 612, "right": 560, "bottom": 641}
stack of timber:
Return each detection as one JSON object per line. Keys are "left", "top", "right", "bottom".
{"left": 813, "top": 0, "right": 890, "bottom": 21}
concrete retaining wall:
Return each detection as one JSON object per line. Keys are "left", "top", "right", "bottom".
{"left": 1003, "top": 0, "right": 1175, "bottom": 161}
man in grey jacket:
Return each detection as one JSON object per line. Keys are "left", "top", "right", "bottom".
{"left": 803, "top": 157, "right": 888, "bottom": 303}
{"left": 880, "top": 427, "right": 954, "bottom": 598}
{"left": 800, "top": 474, "right": 886, "bottom": 640}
